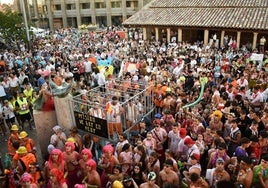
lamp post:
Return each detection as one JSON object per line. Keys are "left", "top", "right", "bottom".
{"left": 20, "top": 0, "right": 30, "bottom": 49}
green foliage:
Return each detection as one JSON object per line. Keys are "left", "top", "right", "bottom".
{"left": 0, "top": 6, "right": 27, "bottom": 47}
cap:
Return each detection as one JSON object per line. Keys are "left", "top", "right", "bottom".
{"left": 179, "top": 128, "right": 187, "bottom": 136}
{"left": 11, "top": 125, "right": 19, "bottom": 131}
{"left": 154, "top": 113, "right": 162, "bottom": 119}
{"left": 184, "top": 137, "right": 195, "bottom": 145}
{"left": 19, "top": 131, "right": 28, "bottom": 139}
{"left": 213, "top": 110, "right": 223, "bottom": 119}
{"left": 47, "top": 144, "right": 55, "bottom": 154}
{"left": 4, "top": 99, "right": 8, "bottom": 103}
{"left": 112, "top": 180, "right": 124, "bottom": 188}
{"left": 67, "top": 137, "right": 76, "bottom": 143}
{"left": 191, "top": 153, "right": 200, "bottom": 161}
{"left": 147, "top": 172, "right": 157, "bottom": 181}
{"left": 52, "top": 125, "right": 61, "bottom": 132}
{"left": 228, "top": 113, "right": 236, "bottom": 118}
{"left": 153, "top": 119, "right": 161, "bottom": 125}
{"left": 16, "top": 146, "right": 27, "bottom": 154}
{"left": 216, "top": 158, "right": 224, "bottom": 163}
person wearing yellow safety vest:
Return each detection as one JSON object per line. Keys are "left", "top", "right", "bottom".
{"left": 23, "top": 83, "right": 33, "bottom": 102}
{"left": 23, "top": 83, "right": 34, "bottom": 117}
{"left": 15, "top": 91, "right": 34, "bottom": 130}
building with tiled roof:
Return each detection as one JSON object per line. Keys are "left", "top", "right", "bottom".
{"left": 123, "top": 0, "right": 268, "bottom": 50}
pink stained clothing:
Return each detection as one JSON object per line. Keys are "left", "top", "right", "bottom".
{"left": 168, "top": 130, "right": 181, "bottom": 156}
{"left": 143, "top": 138, "right": 156, "bottom": 154}
{"left": 151, "top": 127, "right": 167, "bottom": 150}
{"left": 177, "top": 135, "right": 190, "bottom": 155}
{"left": 133, "top": 152, "right": 141, "bottom": 164}
{"left": 119, "top": 151, "right": 133, "bottom": 174}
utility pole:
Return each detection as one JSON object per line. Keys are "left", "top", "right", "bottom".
{"left": 20, "top": 0, "right": 31, "bottom": 49}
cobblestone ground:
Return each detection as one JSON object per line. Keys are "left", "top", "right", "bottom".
{"left": 0, "top": 121, "right": 44, "bottom": 170}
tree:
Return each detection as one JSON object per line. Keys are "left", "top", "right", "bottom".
{"left": 0, "top": 5, "right": 27, "bottom": 49}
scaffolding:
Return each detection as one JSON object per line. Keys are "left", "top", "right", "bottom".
{"left": 71, "top": 79, "right": 154, "bottom": 141}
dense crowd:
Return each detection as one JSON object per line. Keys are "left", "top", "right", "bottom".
{"left": 0, "top": 26, "right": 268, "bottom": 188}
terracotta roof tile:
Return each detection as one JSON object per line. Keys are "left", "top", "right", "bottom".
{"left": 123, "top": 0, "right": 268, "bottom": 30}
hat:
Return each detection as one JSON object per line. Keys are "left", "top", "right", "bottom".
{"left": 112, "top": 180, "right": 124, "bottom": 188}
{"left": 164, "top": 159, "right": 174, "bottom": 166}
{"left": 147, "top": 172, "right": 157, "bottom": 181}
{"left": 47, "top": 144, "right": 55, "bottom": 154}
{"left": 228, "top": 113, "right": 236, "bottom": 118}
{"left": 16, "top": 146, "right": 27, "bottom": 154}
{"left": 4, "top": 99, "right": 8, "bottom": 103}
{"left": 66, "top": 137, "right": 76, "bottom": 143}
{"left": 191, "top": 153, "right": 200, "bottom": 161}
{"left": 52, "top": 125, "right": 61, "bottom": 132}
{"left": 19, "top": 131, "right": 28, "bottom": 139}
{"left": 179, "top": 128, "right": 187, "bottom": 136}
{"left": 216, "top": 158, "right": 225, "bottom": 163}
{"left": 184, "top": 137, "right": 195, "bottom": 145}
{"left": 213, "top": 110, "right": 223, "bottom": 119}
{"left": 11, "top": 125, "right": 19, "bottom": 131}
{"left": 154, "top": 113, "right": 162, "bottom": 119}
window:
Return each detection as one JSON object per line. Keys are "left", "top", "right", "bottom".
{"left": 111, "top": 1, "right": 121, "bottom": 8}
{"left": 82, "top": 17, "right": 92, "bottom": 24}
{"left": 82, "top": 3, "right": 90, "bottom": 9}
{"left": 53, "top": 4, "right": 61, "bottom": 11}
{"left": 95, "top": 2, "right": 106, "bottom": 8}
{"left": 66, "top": 4, "right": 76, "bottom": 10}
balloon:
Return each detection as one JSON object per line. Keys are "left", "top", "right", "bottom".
{"left": 182, "top": 78, "right": 206, "bottom": 109}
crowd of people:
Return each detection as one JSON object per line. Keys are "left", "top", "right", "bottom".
{"left": 0, "top": 26, "right": 268, "bottom": 187}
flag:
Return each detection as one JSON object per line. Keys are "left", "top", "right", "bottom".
{"left": 106, "top": 103, "right": 113, "bottom": 114}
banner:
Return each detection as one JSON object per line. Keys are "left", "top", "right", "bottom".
{"left": 74, "top": 111, "right": 109, "bottom": 139}
{"left": 250, "top": 53, "right": 264, "bottom": 61}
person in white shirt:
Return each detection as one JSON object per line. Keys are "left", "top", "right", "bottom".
{"left": 251, "top": 85, "right": 264, "bottom": 111}
{"left": 2, "top": 99, "right": 16, "bottom": 129}
{"left": 97, "top": 68, "right": 106, "bottom": 92}
{"left": 237, "top": 75, "right": 249, "bottom": 89}
{"left": 9, "top": 73, "right": 19, "bottom": 97}
{"left": 168, "top": 123, "right": 181, "bottom": 159}
{"left": 84, "top": 59, "right": 92, "bottom": 80}
{"left": 0, "top": 83, "right": 6, "bottom": 102}
{"left": 18, "top": 71, "right": 29, "bottom": 91}
{"left": 106, "top": 96, "right": 124, "bottom": 138}
{"left": 45, "top": 61, "right": 55, "bottom": 72}
{"left": 184, "top": 137, "right": 200, "bottom": 163}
